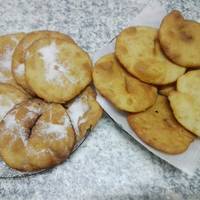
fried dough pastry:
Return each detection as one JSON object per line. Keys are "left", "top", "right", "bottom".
{"left": 167, "top": 70, "right": 200, "bottom": 136}
{"left": 25, "top": 37, "right": 92, "bottom": 103}
{"left": 169, "top": 91, "right": 200, "bottom": 137}
{"left": 0, "top": 99, "right": 75, "bottom": 171}
{"left": 93, "top": 53, "right": 157, "bottom": 112}
{"left": 177, "top": 70, "right": 200, "bottom": 99}
{"left": 159, "top": 10, "right": 200, "bottom": 67}
{"left": 0, "top": 33, "right": 25, "bottom": 88}
{"left": 66, "top": 86, "right": 103, "bottom": 143}
{"left": 128, "top": 95, "right": 195, "bottom": 154}
{"left": 115, "top": 26, "right": 185, "bottom": 85}
{"left": 0, "top": 83, "right": 29, "bottom": 121}
{"left": 12, "top": 31, "right": 75, "bottom": 94}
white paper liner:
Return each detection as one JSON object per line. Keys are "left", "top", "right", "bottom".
{"left": 92, "top": 0, "right": 200, "bottom": 175}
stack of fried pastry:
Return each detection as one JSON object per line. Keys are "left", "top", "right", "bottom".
{"left": 93, "top": 10, "right": 200, "bottom": 154}
{"left": 0, "top": 31, "right": 102, "bottom": 171}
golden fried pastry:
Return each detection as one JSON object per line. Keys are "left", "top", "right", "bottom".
{"left": 0, "top": 33, "right": 25, "bottom": 88}
{"left": 0, "top": 83, "right": 29, "bottom": 121}
{"left": 93, "top": 53, "right": 157, "bottom": 112}
{"left": 168, "top": 70, "right": 200, "bottom": 136}
{"left": 159, "top": 10, "right": 200, "bottom": 67}
{"left": 128, "top": 95, "right": 195, "bottom": 154}
{"left": 66, "top": 86, "right": 103, "bottom": 143}
{"left": 169, "top": 91, "right": 200, "bottom": 137}
{"left": 177, "top": 70, "right": 200, "bottom": 99}
{"left": 158, "top": 83, "right": 176, "bottom": 96}
{"left": 115, "top": 26, "right": 185, "bottom": 85}
{"left": 25, "top": 37, "right": 92, "bottom": 103}
{"left": 0, "top": 99, "right": 75, "bottom": 171}
{"left": 12, "top": 31, "right": 75, "bottom": 94}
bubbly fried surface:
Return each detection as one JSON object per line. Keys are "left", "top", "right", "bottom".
{"left": 93, "top": 53, "right": 157, "bottom": 112}
{"left": 159, "top": 10, "right": 200, "bottom": 67}
{"left": 0, "top": 99, "right": 75, "bottom": 171}
{"left": 128, "top": 95, "right": 195, "bottom": 154}
{"left": 0, "top": 33, "right": 25, "bottom": 89}
{"left": 12, "top": 31, "right": 75, "bottom": 94}
{"left": 25, "top": 37, "right": 92, "bottom": 103}
{"left": 66, "top": 86, "right": 103, "bottom": 143}
{"left": 0, "top": 83, "right": 29, "bottom": 121}
{"left": 115, "top": 26, "right": 185, "bottom": 85}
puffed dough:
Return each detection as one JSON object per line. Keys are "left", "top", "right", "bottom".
{"left": 12, "top": 31, "right": 75, "bottom": 94}
{"left": 93, "top": 53, "right": 157, "bottom": 112}
{"left": 159, "top": 10, "right": 200, "bottom": 67}
{"left": 0, "top": 33, "right": 25, "bottom": 89}
{"left": 128, "top": 95, "right": 195, "bottom": 154}
{"left": 115, "top": 26, "right": 185, "bottom": 85}
{"left": 25, "top": 37, "right": 92, "bottom": 103}
{"left": 0, "top": 99, "right": 75, "bottom": 171}
{"left": 66, "top": 86, "right": 103, "bottom": 143}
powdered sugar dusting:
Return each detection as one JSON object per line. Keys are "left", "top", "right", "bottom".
{"left": 41, "top": 114, "right": 71, "bottom": 140}
{"left": 11, "top": 36, "right": 19, "bottom": 44}
{"left": 4, "top": 113, "right": 28, "bottom": 145}
{"left": 0, "top": 95, "right": 15, "bottom": 121}
{"left": 68, "top": 96, "right": 89, "bottom": 135}
{"left": 0, "top": 47, "right": 14, "bottom": 71}
{"left": 14, "top": 64, "right": 25, "bottom": 77}
{"left": 38, "top": 42, "right": 78, "bottom": 86}
{"left": 0, "top": 71, "right": 12, "bottom": 83}
{"left": 26, "top": 104, "right": 42, "bottom": 114}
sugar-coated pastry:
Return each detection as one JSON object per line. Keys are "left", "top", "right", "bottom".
{"left": 0, "top": 99, "right": 75, "bottom": 171}
{"left": 25, "top": 37, "right": 92, "bottom": 103}
{"left": 12, "top": 30, "right": 75, "bottom": 94}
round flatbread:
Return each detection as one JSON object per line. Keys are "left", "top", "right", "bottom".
{"left": 66, "top": 86, "right": 103, "bottom": 143}
{"left": 169, "top": 91, "right": 200, "bottom": 137}
{"left": 115, "top": 26, "right": 185, "bottom": 85}
{"left": 159, "top": 10, "right": 200, "bottom": 67}
{"left": 128, "top": 95, "right": 195, "bottom": 154}
{"left": 0, "top": 33, "right": 25, "bottom": 89}
{"left": 12, "top": 31, "right": 75, "bottom": 94}
{"left": 93, "top": 53, "right": 157, "bottom": 112}
{"left": 177, "top": 70, "right": 200, "bottom": 99}
{"left": 25, "top": 37, "right": 92, "bottom": 103}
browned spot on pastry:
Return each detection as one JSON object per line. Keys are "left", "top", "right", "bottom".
{"left": 118, "top": 45, "right": 128, "bottom": 54}
{"left": 171, "top": 10, "right": 183, "bottom": 20}
{"left": 125, "top": 27, "right": 137, "bottom": 35}
{"left": 76, "top": 52, "right": 81, "bottom": 57}
{"left": 82, "top": 62, "right": 91, "bottom": 69}
{"left": 179, "top": 30, "right": 193, "bottom": 42}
